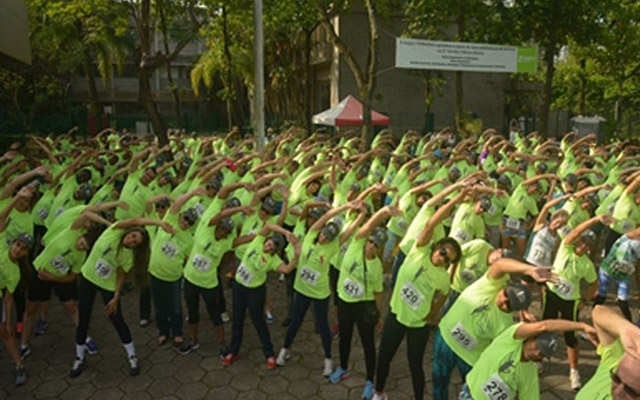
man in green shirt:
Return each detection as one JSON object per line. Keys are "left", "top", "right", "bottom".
{"left": 576, "top": 305, "right": 640, "bottom": 400}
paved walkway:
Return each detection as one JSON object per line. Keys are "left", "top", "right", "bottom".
{"left": 1, "top": 275, "right": 636, "bottom": 399}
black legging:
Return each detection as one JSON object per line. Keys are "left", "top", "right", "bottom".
{"left": 375, "top": 312, "right": 431, "bottom": 399}
{"left": 337, "top": 298, "right": 376, "bottom": 381}
{"left": 76, "top": 276, "right": 132, "bottom": 345}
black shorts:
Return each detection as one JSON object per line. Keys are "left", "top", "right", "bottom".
{"left": 542, "top": 288, "right": 578, "bottom": 348}
{"left": 28, "top": 271, "right": 78, "bottom": 303}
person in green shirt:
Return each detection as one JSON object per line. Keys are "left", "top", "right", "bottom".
{"left": 222, "top": 223, "right": 300, "bottom": 370}
{"left": 180, "top": 205, "right": 253, "bottom": 356}
{"left": 0, "top": 199, "right": 32, "bottom": 386}
{"left": 459, "top": 319, "right": 597, "bottom": 400}
{"left": 543, "top": 214, "right": 612, "bottom": 390}
{"left": 433, "top": 257, "right": 552, "bottom": 400}
{"left": 373, "top": 189, "right": 466, "bottom": 400}
{"left": 71, "top": 217, "right": 173, "bottom": 379}
{"left": 277, "top": 202, "right": 364, "bottom": 378}
{"left": 331, "top": 206, "right": 400, "bottom": 399}
{"left": 148, "top": 193, "right": 201, "bottom": 348}
{"left": 576, "top": 305, "right": 640, "bottom": 400}
{"left": 19, "top": 211, "right": 110, "bottom": 360}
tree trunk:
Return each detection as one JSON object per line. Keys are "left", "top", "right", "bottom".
{"left": 305, "top": 29, "right": 313, "bottom": 135}
{"left": 578, "top": 59, "right": 586, "bottom": 115}
{"left": 222, "top": 6, "right": 234, "bottom": 132}
{"left": 540, "top": 40, "right": 555, "bottom": 138}
{"left": 82, "top": 49, "right": 100, "bottom": 117}
{"left": 360, "top": 87, "right": 373, "bottom": 150}
{"left": 614, "top": 80, "right": 623, "bottom": 130}
{"left": 139, "top": 68, "right": 169, "bottom": 146}
{"left": 455, "top": 2, "right": 465, "bottom": 135}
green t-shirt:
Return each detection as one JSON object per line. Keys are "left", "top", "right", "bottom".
{"left": 440, "top": 273, "right": 512, "bottom": 366}
{"left": 399, "top": 204, "right": 444, "bottom": 255}
{"left": 34, "top": 229, "right": 85, "bottom": 277}
{"left": 466, "top": 323, "right": 540, "bottom": 400}
{"left": 575, "top": 339, "right": 623, "bottom": 400}
{"left": 611, "top": 192, "right": 640, "bottom": 234}
{"left": 184, "top": 224, "right": 236, "bottom": 289}
{"left": 235, "top": 235, "right": 282, "bottom": 288}
{"left": 81, "top": 226, "right": 133, "bottom": 291}
{"left": 387, "top": 191, "right": 420, "bottom": 237}
{"left": 451, "top": 239, "right": 493, "bottom": 293}
{"left": 450, "top": 202, "right": 485, "bottom": 245}
{"left": 390, "top": 244, "right": 450, "bottom": 328}
{"left": 116, "top": 170, "right": 160, "bottom": 220}
{"left": 483, "top": 190, "right": 510, "bottom": 227}
{"left": 294, "top": 230, "right": 340, "bottom": 300}
{"left": 600, "top": 235, "right": 640, "bottom": 280}
{"left": 32, "top": 188, "right": 55, "bottom": 226}
{"left": 4, "top": 207, "right": 33, "bottom": 242}
{"left": 0, "top": 236, "right": 21, "bottom": 296}
{"left": 149, "top": 212, "right": 195, "bottom": 282}
{"left": 337, "top": 237, "right": 383, "bottom": 303}
{"left": 596, "top": 184, "right": 624, "bottom": 217}
{"left": 504, "top": 183, "right": 539, "bottom": 221}
{"left": 43, "top": 205, "right": 86, "bottom": 246}
{"left": 547, "top": 243, "right": 597, "bottom": 301}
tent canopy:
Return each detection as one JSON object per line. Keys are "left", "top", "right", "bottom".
{"left": 312, "top": 95, "right": 390, "bottom": 127}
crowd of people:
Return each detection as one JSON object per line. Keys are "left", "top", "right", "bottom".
{"left": 0, "top": 125, "right": 639, "bottom": 399}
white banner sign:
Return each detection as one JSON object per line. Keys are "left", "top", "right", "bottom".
{"left": 395, "top": 38, "right": 537, "bottom": 73}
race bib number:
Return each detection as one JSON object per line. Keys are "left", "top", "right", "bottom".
{"left": 299, "top": 265, "right": 320, "bottom": 286}
{"left": 49, "top": 255, "right": 70, "bottom": 275}
{"left": 622, "top": 220, "right": 634, "bottom": 232}
{"left": 451, "top": 322, "right": 478, "bottom": 351}
{"left": 236, "top": 263, "right": 254, "bottom": 286}
{"left": 553, "top": 277, "right": 576, "bottom": 299}
{"left": 54, "top": 207, "right": 66, "bottom": 218}
{"left": 529, "top": 244, "right": 549, "bottom": 265}
{"left": 481, "top": 374, "right": 511, "bottom": 400}
{"left": 505, "top": 217, "right": 521, "bottom": 230}
{"left": 95, "top": 258, "right": 114, "bottom": 279}
{"left": 609, "top": 260, "right": 635, "bottom": 275}
{"left": 453, "top": 229, "right": 470, "bottom": 243}
{"left": 342, "top": 278, "right": 364, "bottom": 299}
{"left": 161, "top": 241, "right": 179, "bottom": 259}
{"left": 191, "top": 254, "right": 211, "bottom": 272}
{"left": 37, "top": 207, "right": 49, "bottom": 220}
{"left": 400, "top": 282, "right": 425, "bottom": 310}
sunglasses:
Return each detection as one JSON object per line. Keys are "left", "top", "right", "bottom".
{"left": 438, "top": 247, "right": 452, "bottom": 265}
{"left": 610, "top": 369, "right": 640, "bottom": 399}
{"left": 502, "top": 289, "right": 511, "bottom": 311}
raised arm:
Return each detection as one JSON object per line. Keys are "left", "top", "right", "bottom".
{"left": 170, "top": 188, "right": 207, "bottom": 214}
{"left": 533, "top": 194, "right": 572, "bottom": 232}
{"left": 356, "top": 206, "right": 401, "bottom": 240}
{"left": 416, "top": 188, "right": 468, "bottom": 247}
{"left": 487, "top": 257, "right": 554, "bottom": 282}
{"left": 565, "top": 214, "right": 613, "bottom": 246}
{"left": 592, "top": 305, "right": 640, "bottom": 351}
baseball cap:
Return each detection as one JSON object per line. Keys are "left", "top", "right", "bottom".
{"left": 565, "top": 173, "right": 578, "bottom": 186}
{"left": 219, "top": 217, "right": 234, "bottom": 231}
{"left": 497, "top": 175, "right": 513, "bottom": 191}
{"left": 224, "top": 197, "right": 241, "bottom": 209}
{"left": 580, "top": 229, "right": 597, "bottom": 244}
{"left": 505, "top": 283, "right": 532, "bottom": 311}
{"left": 269, "top": 233, "right": 286, "bottom": 253}
{"left": 309, "top": 206, "right": 330, "bottom": 220}
{"left": 262, "top": 196, "right": 277, "bottom": 215}
{"left": 536, "top": 331, "right": 559, "bottom": 358}
{"left": 478, "top": 197, "right": 492, "bottom": 212}
{"left": 182, "top": 208, "right": 199, "bottom": 226}
{"left": 500, "top": 248, "right": 517, "bottom": 259}
{"left": 321, "top": 221, "right": 340, "bottom": 241}
{"left": 535, "top": 162, "right": 548, "bottom": 173}
{"left": 76, "top": 183, "right": 93, "bottom": 201}
{"left": 207, "top": 178, "right": 222, "bottom": 193}
{"left": 449, "top": 165, "right": 461, "bottom": 180}
{"left": 14, "top": 232, "right": 34, "bottom": 250}
{"left": 350, "top": 183, "right": 361, "bottom": 192}
{"left": 368, "top": 227, "right": 388, "bottom": 248}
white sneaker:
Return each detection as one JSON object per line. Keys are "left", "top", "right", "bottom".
{"left": 372, "top": 393, "right": 388, "bottom": 400}
{"left": 570, "top": 369, "right": 581, "bottom": 390}
{"left": 323, "top": 358, "right": 333, "bottom": 378}
{"left": 279, "top": 273, "right": 285, "bottom": 282}
{"left": 276, "top": 348, "right": 290, "bottom": 366}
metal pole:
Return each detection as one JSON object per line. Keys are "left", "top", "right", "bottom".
{"left": 253, "top": 0, "right": 265, "bottom": 150}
